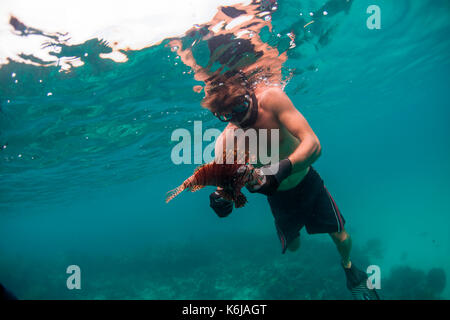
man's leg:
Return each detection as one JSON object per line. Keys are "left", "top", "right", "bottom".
{"left": 287, "top": 236, "right": 300, "bottom": 252}
{"left": 331, "top": 230, "right": 379, "bottom": 299}
{"left": 330, "top": 230, "right": 352, "bottom": 268}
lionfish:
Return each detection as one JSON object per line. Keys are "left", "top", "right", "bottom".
{"left": 165, "top": 150, "right": 257, "bottom": 208}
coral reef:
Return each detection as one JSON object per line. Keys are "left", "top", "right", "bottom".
{"left": 382, "top": 266, "right": 447, "bottom": 300}
{"left": 0, "top": 234, "right": 447, "bottom": 300}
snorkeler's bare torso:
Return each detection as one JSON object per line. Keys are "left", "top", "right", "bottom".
{"left": 219, "top": 86, "right": 310, "bottom": 191}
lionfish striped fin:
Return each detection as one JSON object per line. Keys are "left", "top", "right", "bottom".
{"left": 165, "top": 185, "right": 186, "bottom": 203}
{"left": 193, "top": 163, "right": 207, "bottom": 173}
{"left": 189, "top": 185, "right": 205, "bottom": 192}
{"left": 221, "top": 147, "right": 250, "bottom": 165}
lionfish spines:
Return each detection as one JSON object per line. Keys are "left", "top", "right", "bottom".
{"left": 165, "top": 159, "right": 254, "bottom": 206}
{"left": 165, "top": 185, "right": 186, "bottom": 203}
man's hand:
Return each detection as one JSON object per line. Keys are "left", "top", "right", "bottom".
{"left": 246, "top": 158, "right": 292, "bottom": 196}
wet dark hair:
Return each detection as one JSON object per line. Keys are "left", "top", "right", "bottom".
{"left": 201, "top": 71, "right": 251, "bottom": 113}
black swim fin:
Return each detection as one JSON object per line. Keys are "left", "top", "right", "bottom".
{"left": 343, "top": 264, "right": 380, "bottom": 300}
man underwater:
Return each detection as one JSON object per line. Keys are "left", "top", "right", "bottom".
{"left": 202, "top": 79, "right": 378, "bottom": 300}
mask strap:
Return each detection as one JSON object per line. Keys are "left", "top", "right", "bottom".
{"left": 238, "top": 92, "right": 258, "bottom": 128}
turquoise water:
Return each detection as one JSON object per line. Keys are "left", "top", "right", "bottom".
{"left": 0, "top": 0, "right": 449, "bottom": 299}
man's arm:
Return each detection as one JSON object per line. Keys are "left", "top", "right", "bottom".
{"left": 264, "top": 87, "right": 322, "bottom": 172}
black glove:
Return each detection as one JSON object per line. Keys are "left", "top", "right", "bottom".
{"left": 209, "top": 191, "right": 233, "bottom": 218}
{"left": 246, "top": 158, "right": 292, "bottom": 196}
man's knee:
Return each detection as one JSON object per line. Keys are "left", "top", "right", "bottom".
{"left": 330, "top": 230, "right": 350, "bottom": 244}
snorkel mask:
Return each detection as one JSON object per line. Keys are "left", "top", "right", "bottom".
{"left": 213, "top": 91, "right": 259, "bottom": 129}
{"left": 214, "top": 94, "right": 251, "bottom": 124}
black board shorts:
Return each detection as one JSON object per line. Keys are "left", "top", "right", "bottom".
{"left": 267, "top": 166, "right": 346, "bottom": 254}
